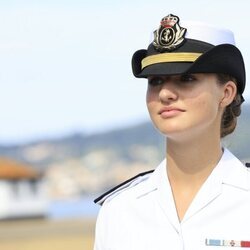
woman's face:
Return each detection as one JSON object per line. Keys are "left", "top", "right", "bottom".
{"left": 146, "top": 73, "right": 226, "bottom": 141}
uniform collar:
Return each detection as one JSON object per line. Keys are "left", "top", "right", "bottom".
{"left": 149, "top": 148, "right": 250, "bottom": 192}
{"left": 218, "top": 148, "right": 250, "bottom": 191}
{"left": 146, "top": 148, "right": 250, "bottom": 227}
{"left": 182, "top": 149, "right": 250, "bottom": 222}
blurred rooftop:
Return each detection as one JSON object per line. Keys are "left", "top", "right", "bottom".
{"left": 0, "top": 158, "right": 39, "bottom": 180}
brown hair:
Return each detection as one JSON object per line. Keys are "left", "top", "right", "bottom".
{"left": 217, "top": 74, "right": 242, "bottom": 138}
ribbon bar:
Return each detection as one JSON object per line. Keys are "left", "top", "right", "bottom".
{"left": 206, "top": 239, "right": 250, "bottom": 247}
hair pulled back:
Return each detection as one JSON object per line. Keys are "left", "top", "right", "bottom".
{"left": 217, "top": 74, "right": 243, "bottom": 138}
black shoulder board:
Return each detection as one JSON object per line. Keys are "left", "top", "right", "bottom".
{"left": 94, "top": 170, "right": 154, "bottom": 206}
{"left": 246, "top": 163, "right": 250, "bottom": 168}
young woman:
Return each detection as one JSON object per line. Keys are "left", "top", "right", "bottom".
{"left": 94, "top": 14, "right": 249, "bottom": 249}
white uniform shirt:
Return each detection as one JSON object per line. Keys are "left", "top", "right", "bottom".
{"left": 94, "top": 149, "right": 250, "bottom": 250}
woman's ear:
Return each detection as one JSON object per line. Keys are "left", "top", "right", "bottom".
{"left": 220, "top": 81, "right": 237, "bottom": 108}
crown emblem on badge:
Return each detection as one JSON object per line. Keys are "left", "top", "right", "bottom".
{"left": 161, "top": 15, "right": 178, "bottom": 28}
{"left": 153, "top": 14, "right": 187, "bottom": 52}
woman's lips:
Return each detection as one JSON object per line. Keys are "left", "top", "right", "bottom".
{"left": 159, "top": 107, "right": 185, "bottom": 118}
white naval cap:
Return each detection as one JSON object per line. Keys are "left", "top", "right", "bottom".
{"left": 133, "top": 14, "right": 245, "bottom": 95}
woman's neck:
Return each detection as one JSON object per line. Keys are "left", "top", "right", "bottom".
{"left": 166, "top": 136, "right": 223, "bottom": 186}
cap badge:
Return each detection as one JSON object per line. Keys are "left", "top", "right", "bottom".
{"left": 153, "top": 14, "right": 187, "bottom": 52}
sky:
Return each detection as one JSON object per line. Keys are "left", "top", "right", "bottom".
{"left": 0, "top": 0, "right": 250, "bottom": 144}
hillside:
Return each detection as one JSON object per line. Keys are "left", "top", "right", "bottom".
{"left": 0, "top": 104, "right": 249, "bottom": 165}
{"left": 0, "top": 122, "right": 164, "bottom": 168}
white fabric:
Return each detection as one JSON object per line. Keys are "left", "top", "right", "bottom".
{"left": 94, "top": 149, "right": 250, "bottom": 250}
{"left": 181, "top": 20, "right": 235, "bottom": 46}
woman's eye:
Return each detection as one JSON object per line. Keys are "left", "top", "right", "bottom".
{"left": 148, "top": 77, "right": 164, "bottom": 86}
{"left": 180, "top": 74, "right": 196, "bottom": 82}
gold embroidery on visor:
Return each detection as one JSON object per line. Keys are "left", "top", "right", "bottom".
{"left": 141, "top": 52, "right": 202, "bottom": 69}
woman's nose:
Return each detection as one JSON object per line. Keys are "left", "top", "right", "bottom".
{"left": 158, "top": 84, "right": 178, "bottom": 103}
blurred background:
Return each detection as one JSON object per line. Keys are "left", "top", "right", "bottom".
{"left": 0, "top": 0, "right": 249, "bottom": 249}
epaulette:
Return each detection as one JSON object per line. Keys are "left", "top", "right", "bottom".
{"left": 94, "top": 170, "right": 154, "bottom": 206}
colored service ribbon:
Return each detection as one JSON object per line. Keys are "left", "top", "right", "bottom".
{"left": 206, "top": 239, "right": 250, "bottom": 247}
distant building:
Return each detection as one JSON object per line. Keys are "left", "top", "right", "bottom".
{"left": 0, "top": 158, "right": 48, "bottom": 220}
